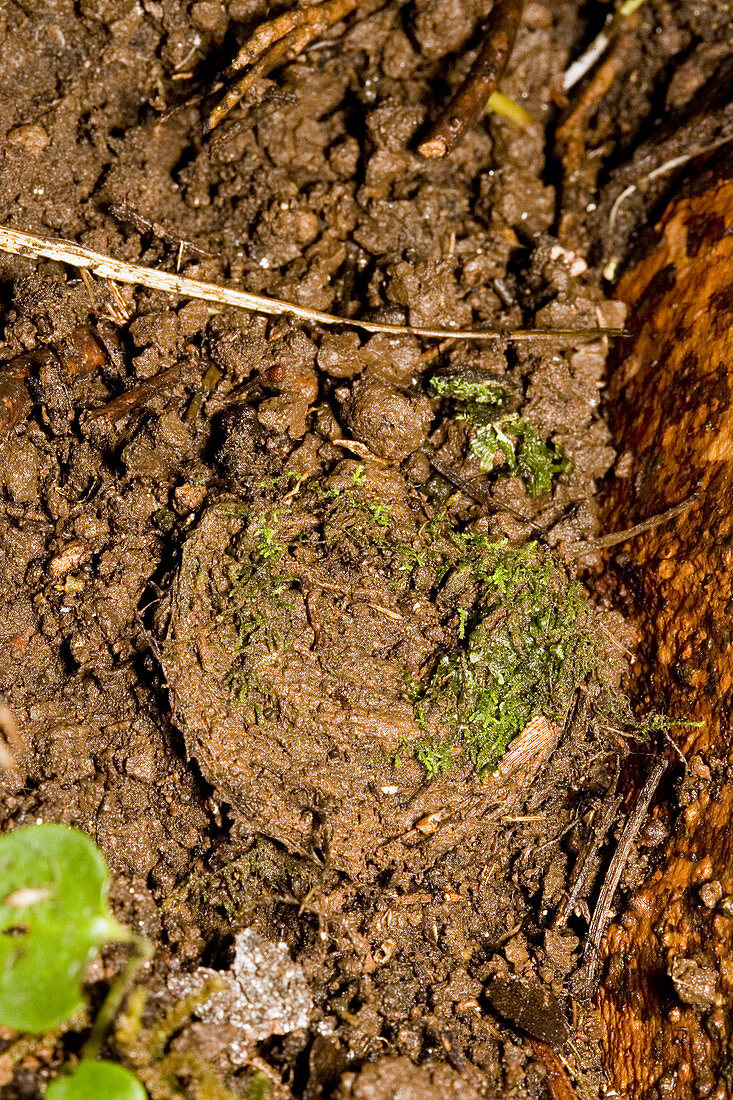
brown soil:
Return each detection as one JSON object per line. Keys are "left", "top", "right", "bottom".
{"left": 0, "top": 2, "right": 730, "bottom": 1098}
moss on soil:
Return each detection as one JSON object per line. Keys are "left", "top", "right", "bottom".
{"left": 430, "top": 374, "right": 572, "bottom": 496}
{"left": 214, "top": 475, "right": 616, "bottom": 780}
{"left": 405, "top": 534, "right": 606, "bottom": 776}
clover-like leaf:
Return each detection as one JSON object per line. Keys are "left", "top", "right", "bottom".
{"left": 45, "top": 1059, "right": 147, "bottom": 1100}
{"left": 0, "top": 824, "right": 129, "bottom": 1032}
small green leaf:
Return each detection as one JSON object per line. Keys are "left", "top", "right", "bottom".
{"left": 46, "top": 1060, "right": 147, "bottom": 1100}
{"left": 0, "top": 824, "right": 128, "bottom": 1032}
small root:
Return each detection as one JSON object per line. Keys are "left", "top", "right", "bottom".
{"left": 574, "top": 759, "right": 666, "bottom": 998}
{"left": 418, "top": 0, "right": 525, "bottom": 159}
{"left": 205, "top": 0, "right": 363, "bottom": 133}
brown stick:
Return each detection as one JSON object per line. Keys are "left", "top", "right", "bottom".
{"left": 555, "top": 28, "right": 635, "bottom": 239}
{"left": 525, "top": 1039, "right": 580, "bottom": 1100}
{"left": 553, "top": 783, "right": 622, "bottom": 930}
{"left": 418, "top": 0, "right": 524, "bottom": 158}
{"left": 227, "top": 0, "right": 338, "bottom": 74}
{"left": 575, "top": 759, "right": 666, "bottom": 998}
{"left": 594, "top": 495, "right": 699, "bottom": 548}
{"left": 108, "top": 201, "right": 213, "bottom": 259}
{"left": 85, "top": 366, "right": 182, "bottom": 425}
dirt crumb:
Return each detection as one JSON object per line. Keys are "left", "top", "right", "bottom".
{"left": 340, "top": 378, "right": 432, "bottom": 461}
{"left": 335, "top": 1056, "right": 486, "bottom": 1100}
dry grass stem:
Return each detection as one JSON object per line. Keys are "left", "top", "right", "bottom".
{"left": 0, "top": 226, "right": 622, "bottom": 344}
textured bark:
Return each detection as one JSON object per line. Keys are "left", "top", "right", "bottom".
{"left": 599, "top": 153, "right": 733, "bottom": 1098}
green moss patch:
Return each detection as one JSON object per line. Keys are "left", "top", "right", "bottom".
{"left": 407, "top": 536, "right": 608, "bottom": 776}
{"left": 429, "top": 375, "right": 571, "bottom": 496}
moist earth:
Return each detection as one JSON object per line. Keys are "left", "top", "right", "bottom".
{"left": 0, "top": 1, "right": 729, "bottom": 1098}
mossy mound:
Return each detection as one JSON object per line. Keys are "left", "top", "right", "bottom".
{"left": 160, "top": 460, "right": 619, "bottom": 872}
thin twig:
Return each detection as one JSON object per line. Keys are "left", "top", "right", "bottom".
{"left": 554, "top": 777, "right": 622, "bottom": 928}
{"left": 333, "top": 438, "right": 389, "bottom": 463}
{"left": 418, "top": 0, "right": 524, "bottom": 158}
{"left": 205, "top": 0, "right": 363, "bottom": 132}
{"left": 575, "top": 759, "right": 666, "bottom": 998}
{"left": 0, "top": 225, "right": 622, "bottom": 343}
{"left": 565, "top": 494, "right": 699, "bottom": 557}
{"left": 429, "top": 455, "right": 544, "bottom": 530}
{"left": 557, "top": 33, "right": 632, "bottom": 234}
{"left": 526, "top": 1038, "right": 580, "bottom": 1100}
{"left": 108, "top": 201, "right": 213, "bottom": 259}
{"left": 229, "top": 0, "right": 342, "bottom": 74}
{"left": 594, "top": 495, "right": 698, "bottom": 548}
{"left": 589, "top": 496, "right": 698, "bottom": 556}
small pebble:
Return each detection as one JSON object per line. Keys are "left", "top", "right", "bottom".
{"left": 174, "top": 484, "right": 208, "bottom": 515}
{"left": 640, "top": 818, "right": 668, "bottom": 846}
{"left": 669, "top": 957, "right": 718, "bottom": 1010}
{"left": 48, "top": 541, "right": 85, "bottom": 580}
{"left": 7, "top": 123, "right": 49, "bottom": 156}
{"left": 190, "top": 0, "right": 226, "bottom": 33}
{"left": 699, "top": 880, "right": 723, "bottom": 908}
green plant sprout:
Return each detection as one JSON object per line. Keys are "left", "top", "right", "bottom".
{"left": 485, "top": 90, "right": 534, "bottom": 131}
{"left": 254, "top": 515, "right": 286, "bottom": 564}
{"left": 0, "top": 823, "right": 151, "bottom": 1098}
{"left": 46, "top": 1059, "right": 146, "bottom": 1100}
{"left": 0, "top": 825, "right": 256, "bottom": 1099}
{"left": 429, "top": 375, "right": 571, "bottom": 496}
{"left": 430, "top": 376, "right": 510, "bottom": 406}
{"left": 0, "top": 824, "right": 143, "bottom": 1032}
{"left": 415, "top": 740, "right": 456, "bottom": 776}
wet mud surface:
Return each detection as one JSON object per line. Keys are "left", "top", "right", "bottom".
{"left": 0, "top": 1, "right": 730, "bottom": 1097}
